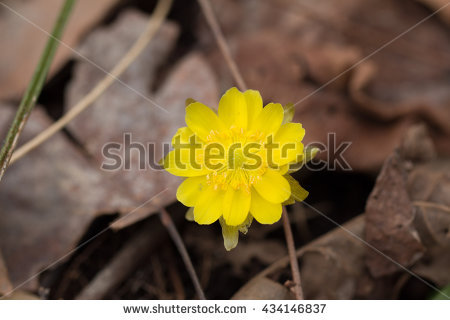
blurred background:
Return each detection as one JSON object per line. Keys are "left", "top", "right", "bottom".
{"left": 0, "top": 0, "right": 449, "bottom": 300}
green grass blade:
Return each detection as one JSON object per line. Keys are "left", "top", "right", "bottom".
{"left": 0, "top": 0, "right": 75, "bottom": 182}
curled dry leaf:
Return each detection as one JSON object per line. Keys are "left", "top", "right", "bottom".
{"left": 349, "top": 61, "right": 450, "bottom": 135}
{"left": 364, "top": 151, "right": 425, "bottom": 277}
{"left": 365, "top": 124, "right": 450, "bottom": 278}
{"left": 0, "top": 106, "right": 132, "bottom": 290}
{"left": 0, "top": 0, "right": 121, "bottom": 100}
{"left": 65, "top": 10, "right": 220, "bottom": 229}
{"left": 408, "top": 160, "right": 450, "bottom": 287}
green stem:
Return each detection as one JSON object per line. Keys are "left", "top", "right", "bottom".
{"left": 0, "top": 0, "right": 75, "bottom": 182}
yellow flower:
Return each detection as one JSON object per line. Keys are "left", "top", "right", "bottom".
{"left": 164, "top": 87, "right": 316, "bottom": 250}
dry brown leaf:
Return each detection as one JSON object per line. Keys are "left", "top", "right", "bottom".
{"left": 408, "top": 161, "right": 450, "bottom": 287}
{"left": 350, "top": 61, "right": 450, "bottom": 135}
{"left": 364, "top": 151, "right": 425, "bottom": 277}
{"left": 0, "top": 106, "right": 133, "bottom": 290}
{"left": 0, "top": 0, "right": 120, "bottom": 100}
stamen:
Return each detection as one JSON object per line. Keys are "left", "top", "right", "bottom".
{"left": 204, "top": 127, "right": 268, "bottom": 192}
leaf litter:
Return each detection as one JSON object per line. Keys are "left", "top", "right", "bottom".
{"left": 0, "top": 0, "right": 449, "bottom": 300}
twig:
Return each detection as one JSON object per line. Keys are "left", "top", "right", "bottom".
{"left": 282, "top": 207, "right": 304, "bottom": 299}
{"left": 0, "top": 0, "right": 75, "bottom": 182}
{"left": 9, "top": 0, "right": 173, "bottom": 165}
{"left": 197, "top": 0, "right": 247, "bottom": 91}
{"left": 159, "top": 209, "right": 206, "bottom": 300}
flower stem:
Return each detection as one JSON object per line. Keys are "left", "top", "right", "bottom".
{"left": 0, "top": 0, "right": 75, "bottom": 182}
{"left": 282, "top": 206, "right": 304, "bottom": 299}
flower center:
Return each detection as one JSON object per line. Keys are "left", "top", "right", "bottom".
{"left": 205, "top": 127, "right": 267, "bottom": 192}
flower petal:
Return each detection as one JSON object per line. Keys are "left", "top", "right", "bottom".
{"left": 275, "top": 123, "right": 305, "bottom": 143}
{"left": 244, "top": 89, "right": 263, "bottom": 128}
{"left": 186, "top": 102, "right": 226, "bottom": 141}
{"left": 171, "top": 126, "right": 196, "bottom": 145}
{"left": 163, "top": 149, "right": 210, "bottom": 177}
{"left": 176, "top": 175, "right": 208, "bottom": 207}
{"left": 193, "top": 186, "right": 224, "bottom": 224}
{"left": 250, "top": 102, "right": 283, "bottom": 136}
{"left": 222, "top": 187, "right": 251, "bottom": 226}
{"left": 218, "top": 87, "right": 248, "bottom": 129}
{"left": 254, "top": 169, "right": 291, "bottom": 203}
{"left": 250, "top": 188, "right": 282, "bottom": 224}
{"left": 272, "top": 123, "right": 305, "bottom": 166}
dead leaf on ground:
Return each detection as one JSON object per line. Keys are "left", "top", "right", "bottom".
{"left": 0, "top": 106, "right": 133, "bottom": 290}
{"left": 0, "top": 0, "right": 120, "bottom": 100}
{"left": 408, "top": 160, "right": 450, "bottom": 287}
{"left": 364, "top": 151, "right": 425, "bottom": 277}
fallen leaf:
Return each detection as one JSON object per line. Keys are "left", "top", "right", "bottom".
{"left": 364, "top": 151, "right": 425, "bottom": 277}
{"left": 0, "top": 0, "right": 121, "bottom": 100}
{"left": 0, "top": 106, "right": 132, "bottom": 290}
{"left": 409, "top": 161, "right": 450, "bottom": 287}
